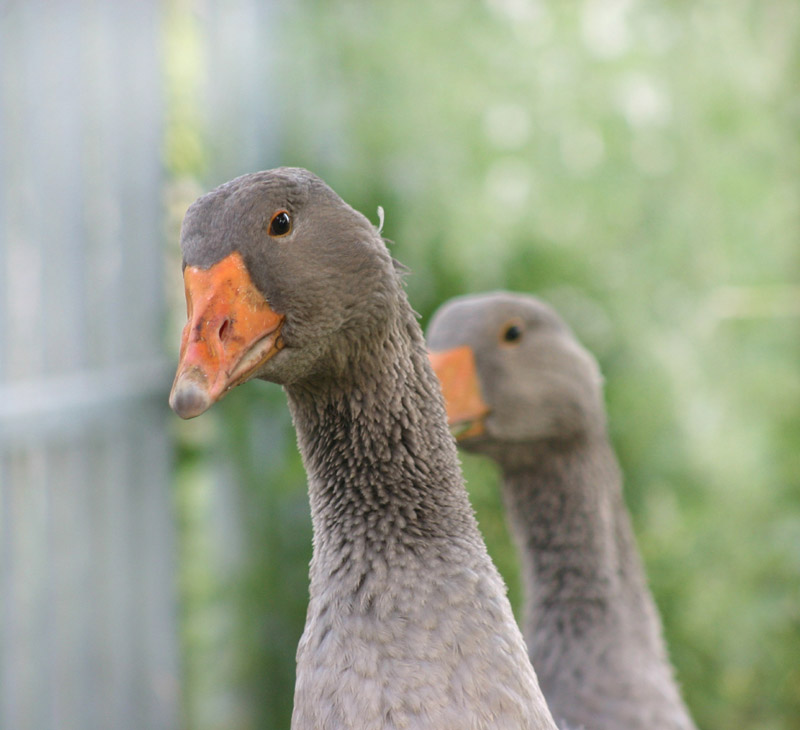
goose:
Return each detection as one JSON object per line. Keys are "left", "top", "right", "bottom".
{"left": 168, "top": 170, "right": 558, "bottom": 730}
{"left": 427, "top": 291, "right": 697, "bottom": 730}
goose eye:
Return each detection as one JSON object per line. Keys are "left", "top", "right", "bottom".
{"left": 502, "top": 323, "right": 523, "bottom": 344}
{"left": 269, "top": 210, "right": 292, "bottom": 237}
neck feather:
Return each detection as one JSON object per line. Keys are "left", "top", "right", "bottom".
{"left": 286, "top": 306, "right": 480, "bottom": 595}
{"left": 501, "top": 435, "right": 695, "bottom": 730}
{"left": 500, "top": 435, "right": 659, "bottom": 649}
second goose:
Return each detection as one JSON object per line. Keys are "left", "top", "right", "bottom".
{"left": 428, "top": 291, "right": 697, "bottom": 730}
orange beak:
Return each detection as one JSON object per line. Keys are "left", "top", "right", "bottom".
{"left": 428, "top": 346, "right": 490, "bottom": 440}
{"left": 169, "top": 252, "right": 285, "bottom": 419}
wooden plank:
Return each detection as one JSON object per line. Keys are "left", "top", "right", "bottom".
{"left": 49, "top": 442, "right": 93, "bottom": 730}
{"left": 1, "top": 446, "right": 51, "bottom": 730}
{"left": 136, "top": 404, "right": 180, "bottom": 730}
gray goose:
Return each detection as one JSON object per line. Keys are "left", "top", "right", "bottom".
{"left": 169, "top": 171, "right": 558, "bottom": 730}
{"left": 427, "top": 291, "right": 697, "bottom": 730}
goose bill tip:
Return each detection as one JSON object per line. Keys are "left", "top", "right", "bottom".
{"left": 169, "top": 371, "right": 213, "bottom": 419}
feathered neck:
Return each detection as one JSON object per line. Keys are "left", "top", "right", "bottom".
{"left": 501, "top": 435, "right": 632, "bottom": 621}
{"left": 500, "top": 434, "right": 696, "bottom": 730}
{"left": 285, "top": 300, "right": 480, "bottom": 595}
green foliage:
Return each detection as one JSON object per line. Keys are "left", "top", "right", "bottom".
{"left": 221, "top": 385, "right": 312, "bottom": 730}
{"left": 169, "top": 0, "right": 800, "bottom": 728}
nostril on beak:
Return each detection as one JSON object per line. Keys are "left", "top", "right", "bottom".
{"left": 218, "top": 318, "right": 232, "bottom": 343}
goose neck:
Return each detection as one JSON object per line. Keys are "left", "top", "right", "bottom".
{"left": 501, "top": 436, "right": 627, "bottom": 613}
{"left": 285, "top": 320, "right": 477, "bottom": 579}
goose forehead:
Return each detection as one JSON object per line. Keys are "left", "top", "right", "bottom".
{"left": 429, "top": 294, "right": 565, "bottom": 346}
{"left": 179, "top": 169, "right": 355, "bottom": 268}
{"left": 186, "top": 176, "right": 306, "bottom": 226}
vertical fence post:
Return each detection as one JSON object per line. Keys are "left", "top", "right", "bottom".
{"left": 0, "top": 3, "right": 179, "bottom": 729}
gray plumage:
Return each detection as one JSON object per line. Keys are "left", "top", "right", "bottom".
{"left": 178, "top": 171, "right": 558, "bottom": 730}
{"left": 427, "top": 291, "right": 697, "bottom": 730}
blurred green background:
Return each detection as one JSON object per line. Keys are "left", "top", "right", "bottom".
{"left": 165, "top": 1, "right": 799, "bottom": 729}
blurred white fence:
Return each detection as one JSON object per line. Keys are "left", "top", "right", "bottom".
{"left": 0, "top": 3, "right": 179, "bottom": 729}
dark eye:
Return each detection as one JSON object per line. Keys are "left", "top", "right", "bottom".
{"left": 269, "top": 210, "right": 292, "bottom": 237}
{"left": 502, "top": 322, "right": 523, "bottom": 343}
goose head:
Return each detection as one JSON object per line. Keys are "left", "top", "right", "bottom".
{"left": 169, "top": 167, "right": 394, "bottom": 418}
{"left": 427, "top": 292, "right": 606, "bottom": 458}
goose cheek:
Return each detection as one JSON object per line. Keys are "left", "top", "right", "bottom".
{"left": 169, "top": 252, "right": 285, "bottom": 419}
{"left": 428, "top": 345, "right": 490, "bottom": 440}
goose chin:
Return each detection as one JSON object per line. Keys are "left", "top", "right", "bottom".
{"left": 169, "top": 331, "right": 283, "bottom": 418}
{"left": 227, "top": 332, "right": 284, "bottom": 387}
{"left": 449, "top": 418, "right": 485, "bottom": 441}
